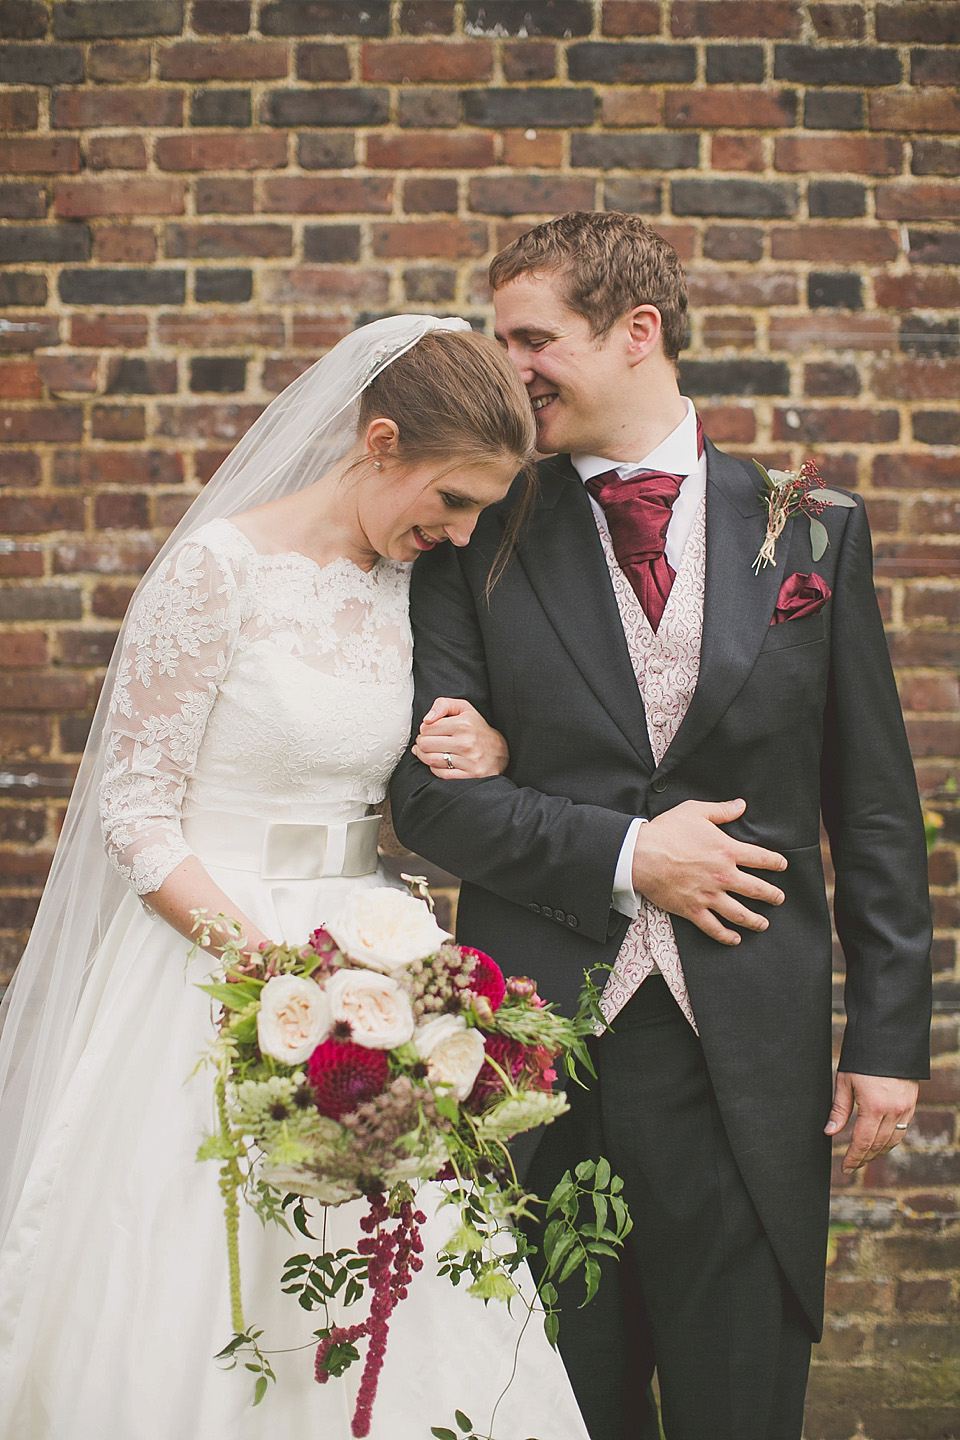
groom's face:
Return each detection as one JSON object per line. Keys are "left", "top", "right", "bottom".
{"left": 493, "top": 270, "right": 634, "bottom": 457}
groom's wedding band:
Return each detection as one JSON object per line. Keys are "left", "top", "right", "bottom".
{"left": 443, "top": 752, "right": 454, "bottom": 770}
{"left": 895, "top": 1122, "right": 909, "bottom": 1129}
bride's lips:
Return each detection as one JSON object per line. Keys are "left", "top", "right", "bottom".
{"left": 412, "top": 525, "right": 441, "bottom": 551}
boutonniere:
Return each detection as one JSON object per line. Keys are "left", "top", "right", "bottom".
{"left": 751, "top": 459, "right": 856, "bottom": 573}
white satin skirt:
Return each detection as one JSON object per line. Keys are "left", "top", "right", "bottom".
{"left": 0, "top": 847, "right": 589, "bottom": 1440}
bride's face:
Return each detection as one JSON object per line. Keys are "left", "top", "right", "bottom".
{"left": 359, "top": 456, "right": 518, "bottom": 563}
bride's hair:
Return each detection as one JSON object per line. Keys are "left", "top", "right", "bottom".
{"left": 358, "top": 328, "right": 538, "bottom": 591}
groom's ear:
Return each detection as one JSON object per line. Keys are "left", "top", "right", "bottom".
{"left": 623, "top": 305, "right": 663, "bottom": 366}
{"left": 364, "top": 417, "right": 401, "bottom": 459}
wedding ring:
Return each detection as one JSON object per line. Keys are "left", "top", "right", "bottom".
{"left": 443, "top": 752, "right": 455, "bottom": 770}
{"left": 895, "top": 1122, "right": 909, "bottom": 1130}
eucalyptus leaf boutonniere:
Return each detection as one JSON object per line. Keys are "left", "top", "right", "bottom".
{"left": 752, "top": 459, "right": 856, "bottom": 574}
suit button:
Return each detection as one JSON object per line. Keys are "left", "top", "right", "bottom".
{"left": 528, "top": 902, "right": 541, "bottom": 913}
{"left": 566, "top": 914, "right": 579, "bottom": 928}
{"left": 652, "top": 777, "right": 667, "bottom": 793}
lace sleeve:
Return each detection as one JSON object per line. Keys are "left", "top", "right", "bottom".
{"left": 98, "top": 534, "right": 243, "bottom": 896}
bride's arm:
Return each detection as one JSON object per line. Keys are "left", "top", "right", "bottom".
{"left": 99, "top": 537, "right": 267, "bottom": 954}
{"left": 411, "top": 696, "right": 509, "bottom": 779}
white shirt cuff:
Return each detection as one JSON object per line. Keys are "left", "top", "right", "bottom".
{"left": 612, "top": 817, "right": 646, "bottom": 919}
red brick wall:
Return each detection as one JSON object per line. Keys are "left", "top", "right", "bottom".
{"left": 1, "top": 3, "right": 958, "bottom": 1433}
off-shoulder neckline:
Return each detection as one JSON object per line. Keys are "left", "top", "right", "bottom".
{"left": 195, "top": 518, "right": 407, "bottom": 585}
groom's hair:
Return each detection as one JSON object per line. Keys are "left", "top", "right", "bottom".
{"left": 488, "top": 211, "right": 688, "bottom": 362}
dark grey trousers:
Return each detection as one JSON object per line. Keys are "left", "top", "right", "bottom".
{"left": 524, "top": 976, "right": 813, "bottom": 1440}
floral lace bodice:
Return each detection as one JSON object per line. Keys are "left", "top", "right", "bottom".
{"left": 99, "top": 519, "right": 413, "bottom": 895}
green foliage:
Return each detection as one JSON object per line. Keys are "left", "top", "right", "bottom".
{"left": 281, "top": 1249, "right": 368, "bottom": 1311}
{"left": 313, "top": 1327, "right": 361, "bottom": 1378}
{"left": 213, "top": 1328, "right": 276, "bottom": 1407}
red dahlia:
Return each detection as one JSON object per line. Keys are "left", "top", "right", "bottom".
{"left": 307, "top": 1039, "right": 389, "bottom": 1120}
{"left": 462, "top": 947, "right": 506, "bottom": 1011}
{"left": 467, "top": 1033, "right": 528, "bottom": 1110}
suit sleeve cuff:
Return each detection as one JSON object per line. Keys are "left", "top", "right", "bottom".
{"left": 612, "top": 817, "right": 645, "bottom": 919}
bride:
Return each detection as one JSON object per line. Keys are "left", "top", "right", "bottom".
{"left": 0, "top": 316, "right": 590, "bottom": 1440}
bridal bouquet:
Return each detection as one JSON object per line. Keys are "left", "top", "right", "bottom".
{"left": 195, "top": 881, "right": 630, "bottom": 1437}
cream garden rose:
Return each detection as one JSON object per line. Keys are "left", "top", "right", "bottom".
{"left": 326, "top": 887, "right": 451, "bottom": 974}
{"left": 257, "top": 974, "right": 331, "bottom": 1065}
{"left": 413, "top": 1014, "right": 486, "bottom": 1101}
{"left": 325, "top": 967, "right": 415, "bottom": 1050}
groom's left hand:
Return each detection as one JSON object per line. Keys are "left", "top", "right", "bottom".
{"left": 826, "top": 1071, "right": 919, "bottom": 1174}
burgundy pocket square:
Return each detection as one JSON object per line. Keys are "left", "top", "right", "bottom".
{"left": 770, "top": 572, "right": 832, "bottom": 625}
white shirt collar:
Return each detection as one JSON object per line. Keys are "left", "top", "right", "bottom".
{"left": 571, "top": 398, "right": 699, "bottom": 484}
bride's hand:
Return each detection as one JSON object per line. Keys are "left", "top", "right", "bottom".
{"left": 412, "top": 697, "right": 509, "bottom": 779}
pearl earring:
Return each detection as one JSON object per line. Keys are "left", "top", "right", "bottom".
{"left": 373, "top": 460, "right": 382, "bottom": 470}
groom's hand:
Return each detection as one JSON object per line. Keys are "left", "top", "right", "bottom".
{"left": 631, "top": 798, "right": 787, "bottom": 944}
{"left": 826, "top": 1071, "right": 919, "bottom": 1173}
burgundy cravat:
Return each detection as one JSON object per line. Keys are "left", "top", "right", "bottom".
{"left": 586, "top": 417, "right": 705, "bottom": 633}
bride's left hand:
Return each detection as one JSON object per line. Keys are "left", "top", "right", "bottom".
{"left": 412, "top": 697, "right": 509, "bottom": 779}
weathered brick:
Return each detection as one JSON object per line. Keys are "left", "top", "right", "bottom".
{"left": 57, "top": 626, "right": 123, "bottom": 663}
{"left": 69, "top": 312, "right": 148, "bottom": 347}
{"left": 155, "top": 133, "right": 286, "bottom": 170}
{"left": 86, "top": 134, "right": 148, "bottom": 171}
{"left": 154, "top": 401, "right": 263, "bottom": 440}
{"left": 35, "top": 354, "right": 99, "bottom": 393}
{"left": 774, "top": 44, "right": 901, "bottom": 86}
{"left": 0, "top": 136, "right": 80, "bottom": 173}
{"left": 672, "top": 2, "right": 800, "bottom": 38}
{"left": 0, "top": 181, "right": 47, "bottom": 218}
{"left": 263, "top": 87, "right": 388, "bottom": 128}
{"left": 809, "top": 3, "right": 865, "bottom": 39}
{"left": 402, "top": 263, "right": 457, "bottom": 305}
{"left": 53, "top": 448, "right": 183, "bottom": 485}
{"left": 51, "top": 86, "right": 182, "bottom": 127}
{"left": 260, "top": 267, "right": 390, "bottom": 306}
{"left": 804, "top": 362, "right": 860, "bottom": 398}
{"left": 877, "top": 2, "right": 960, "bottom": 43}
{"left": 262, "top": 356, "right": 315, "bottom": 393}
{"left": 295, "top": 42, "right": 350, "bottom": 82}
{"left": 53, "top": 535, "right": 158, "bottom": 575}
{"left": 803, "top": 90, "right": 864, "bottom": 131}
{"left": 913, "top": 411, "right": 960, "bottom": 446}
{"left": 0, "top": 316, "right": 59, "bottom": 353}
{"left": 362, "top": 41, "right": 492, "bottom": 83}
{"left": 53, "top": 1, "right": 182, "bottom": 38}
{"left": 367, "top": 132, "right": 494, "bottom": 169}
{"left": 771, "top": 225, "right": 898, "bottom": 262}
{"left": 0, "top": 89, "right": 39, "bottom": 128}
{"left": 775, "top": 135, "right": 902, "bottom": 176}
{"left": 55, "top": 178, "right": 185, "bottom": 217}
{"left": 502, "top": 129, "right": 566, "bottom": 168}
{"left": 0, "top": 360, "right": 41, "bottom": 399}
{"left": 155, "top": 312, "right": 284, "bottom": 346}
{"left": 194, "top": 268, "right": 253, "bottom": 302}
{"left": 399, "top": 2, "right": 454, "bottom": 35}
{"left": 189, "top": 87, "right": 251, "bottom": 127}
{"left": 0, "top": 1, "right": 48, "bottom": 38}
{"left": 298, "top": 133, "right": 356, "bottom": 169}
{"left": 808, "top": 181, "right": 866, "bottom": 219}
{"left": 0, "top": 542, "right": 43, "bottom": 577}
{"left": 468, "top": 174, "right": 596, "bottom": 215}
{"left": 600, "top": 89, "right": 662, "bottom": 128}
{"left": 93, "top": 225, "right": 156, "bottom": 262}
{"left": 195, "top": 176, "right": 253, "bottom": 213}
{"left": 502, "top": 41, "right": 557, "bottom": 82}
{"left": 189, "top": 356, "right": 247, "bottom": 393}
{"left": 772, "top": 407, "right": 899, "bottom": 444}
{"left": 397, "top": 88, "right": 459, "bottom": 128}
{"left": 704, "top": 45, "right": 764, "bottom": 84}
{"left": 912, "top": 141, "right": 960, "bottom": 178}
{"left": 601, "top": 1, "right": 659, "bottom": 34}
{"left": 159, "top": 40, "right": 287, "bottom": 80}
{"left": 687, "top": 271, "right": 797, "bottom": 306}
{"left": 703, "top": 224, "right": 763, "bottom": 261}
{"left": 911, "top": 46, "right": 960, "bottom": 87}
{"left": 703, "top": 314, "right": 757, "bottom": 350}
{"left": 105, "top": 357, "right": 178, "bottom": 395}
{"left": 572, "top": 133, "right": 699, "bottom": 170}
{"left": 602, "top": 177, "right": 663, "bottom": 215}
{"left": 0, "top": 586, "right": 81, "bottom": 621}
{"left": 403, "top": 177, "right": 458, "bottom": 213}
{"left": 809, "top": 272, "right": 863, "bottom": 310}
{"left": 91, "top": 403, "right": 146, "bottom": 441}
{"left": 260, "top": 176, "right": 392, "bottom": 214}
{"left": 0, "top": 491, "right": 84, "bottom": 528}
{"left": 672, "top": 178, "right": 797, "bottom": 219}
{"left": 568, "top": 43, "right": 694, "bottom": 85}
{"left": 260, "top": 1, "right": 390, "bottom": 35}
{"left": 900, "top": 314, "right": 960, "bottom": 359}
{"left": 878, "top": 183, "right": 960, "bottom": 221}
{"left": 0, "top": 42, "right": 83, "bottom": 85}
{"left": 192, "top": 1, "right": 251, "bottom": 33}
{"left": 874, "top": 358, "right": 960, "bottom": 401}
{"left": 371, "top": 219, "right": 487, "bottom": 259}
{"left": 665, "top": 88, "right": 797, "bottom": 128}
{"left": 87, "top": 41, "right": 151, "bottom": 81}
{"left": 59, "top": 267, "right": 185, "bottom": 305}
{"left": 164, "top": 222, "right": 291, "bottom": 258}
{"left": 871, "top": 92, "right": 960, "bottom": 134}
{"left": 463, "top": 1, "right": 592, "bottom": 36}
{"left": 91, "top": 582, "right": 137, "bottom": 619}
{"left": 907, "top": 229, "right": 960, "bottom": 265}
{"left": 681, "top": 359, "right": 790, "bottom": 396}
{"left": 0, "top": 222, "right": 90, "bottom": 264}
{"left": 464, "top": 88, "right": 595, "bottom": 129}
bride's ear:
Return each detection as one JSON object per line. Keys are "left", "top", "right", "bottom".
{"left": 364, "top": 417, "right": 400, "bottom": 464}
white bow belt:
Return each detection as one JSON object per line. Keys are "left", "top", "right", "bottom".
{"left": 181, "top": 812, "right": 381, "bottom": 880}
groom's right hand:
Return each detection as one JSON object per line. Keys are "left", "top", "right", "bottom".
{"left": 631, "top": 798, "right": 787, "bottom": 945}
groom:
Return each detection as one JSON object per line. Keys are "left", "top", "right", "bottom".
{"left": 390, "top": 211, "right": 932, "bottom": 1440}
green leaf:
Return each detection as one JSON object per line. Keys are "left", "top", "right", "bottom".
{"left": 431, "top": 1429, "right": 458, "bottom": 1440}
{"left": 809, "top": 516, "right": 829, "bottom": 562}
{"left": 582, "top": 1256, "right": 602, "bottom": 1306}
{"left": 594, "top": 1156, "right": 611, "bottom": 1192}
{"left": 806, "top": 487, "right": 856, "bottom": 507}
{"left": 544, "top": 1308, "right": 560, "bottom": 1349}
{"left": 558, "top": 1246, "right": 584, "bottom": 1284}
{"left": 752, "top": 459, "right": 775, "bottom": 491}
{"left": 196, "top": 980, "right": 262, "bottom": 1012}
{"left": 253, "top": 1376, "right": 268, "bottom": 1407}
{"left": 544, "top": 1230, "right": 578, "bottom": 1279}
{"left": 455, "top": 1412, "right": 473, "bottom": 1431}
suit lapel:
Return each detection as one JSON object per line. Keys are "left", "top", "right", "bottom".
{"left": 661, "top": 441, "right": 790, "bottom": 773}
{"left": 515, "top": 456, "right": 655, "bottom": 772}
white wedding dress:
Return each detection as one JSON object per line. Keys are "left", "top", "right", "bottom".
{"left": 0, "top": 520, "right": 589, "bottom": 1440}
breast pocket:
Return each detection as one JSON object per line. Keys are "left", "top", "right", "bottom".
{"left": 759, "top": 612, "right": 825, "bottom": 653}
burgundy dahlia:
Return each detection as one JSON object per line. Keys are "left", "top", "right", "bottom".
{"left": 462, "top": 947, "right": 506, "bottom": 1011}
{"left": 467, "top": 1033, "right": 528, "bottom": 1110}
{"left": 307, "top": 1039, "right": 389, "bottom": 1120}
